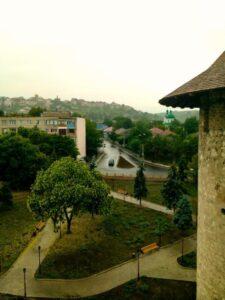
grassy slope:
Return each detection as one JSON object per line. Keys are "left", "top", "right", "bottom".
{"left": 105, "top": 179, "right": 164, "bottom": 205}
{"left": 0, "top": 192, "right": 36, "bottom": 272}
{"left": 105, "top": 179, "right": 198, "bottom": 215}
{"left": 38, "top": 199, "right": 194, "bottom": 279}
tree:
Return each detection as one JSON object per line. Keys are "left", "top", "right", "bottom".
{"left": 134, "top": 165, "right": 147, "bottom": 206}
{"left": 161, "top": 165, "right": 183, "bottom": 211}
{"left": 0, "top": 110, "right": 4, "bottom": 116}
{"left": 0, "top": 181, "right": 13, "bottom": 209}
{"left": 177, "top": 156, "right": 188, "bottom": 182}
{"left": 86, "top": 119, "right": 103, "bottom": 158}
{"left": 113, "top": 116, "right": 133, "bottom": 129}
{"left": 173, "top": 196, "right": 193, "bottom": 260}
{"left": 154, "top": 216, "right": 170, "bottom": 246}
{"left": 29, "top": 106, "right": 45, "bottom": 117}
{"left": 184, "top": 117, "right": 199, "bottom": 135}
{"left": 17, "top": 127, "right": 78, "bottom": 160}
{"left": 28, "top": 157, "right": 111, "bottom": 234}
{"left": 0, "top": 134, "right": 47, "bottom": 189}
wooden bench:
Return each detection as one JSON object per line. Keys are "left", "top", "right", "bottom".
{"left": 35, "top": 221, "right": 45, "bottom": 232}
{"left": 141, "top": 242, "right": 159, "bottom": 254}
{"left": 117, "top": 188, "right": 128, "bottom": 195}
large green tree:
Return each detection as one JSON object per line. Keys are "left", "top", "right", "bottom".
{"left": 134, "top": 165, "right": 147, "bottom": 206}
{"left": 0, "top": 134, "right": 47, "bottom": 189}
{"left": 17, "top": 127, "right": 78, "bottom": 160}
{"left": 29, "top": 106, "right": 45, "bottom": 117}
{"left": 28, "top": 157, "right": 111, "bottom": 233}
{"left": 86, "top": 119, "right": 103, "bottom": 158}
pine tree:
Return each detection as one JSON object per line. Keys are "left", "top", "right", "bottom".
{"left": 134, "top": 164, "right": 147, "bottom": 206}
{"left": 173, "top": 196, "right": 193, "bottom": 260}
{"left": 177, "top": 156, "right": 188, "bottom": 182}
{"left": 154, "top": 216, "right": 170, "bottom": 246}
{"left": 161, "top": 165, "right": 183, "bottom": 211}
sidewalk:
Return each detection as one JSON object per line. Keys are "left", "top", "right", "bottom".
{"left": 111, "top": 191, "right": 174, "bottom": 215}
{"left": 0, "top": 215, "right": 196, "bottom": 299}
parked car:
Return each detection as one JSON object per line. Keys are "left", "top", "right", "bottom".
{"left": 108, "top": 158, "right": 115, "bottom": 167}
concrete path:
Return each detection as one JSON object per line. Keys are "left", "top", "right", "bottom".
{"left": 0, "top": 214, "right": 196, "bottom": 299}
{"left": 111, "top": 191, "right": 174, "bottom": 215}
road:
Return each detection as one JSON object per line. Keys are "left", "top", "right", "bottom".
{"left": 97, "top": 140, "right": 168, "bottom": 178}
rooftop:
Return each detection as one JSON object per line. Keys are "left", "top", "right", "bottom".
{"left": 159, "top": 51, "right": 225, "bottom": 108}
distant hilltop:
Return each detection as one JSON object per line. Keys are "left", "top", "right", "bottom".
{"left": 0, "top": 95, "right": 198, "bottom": 123}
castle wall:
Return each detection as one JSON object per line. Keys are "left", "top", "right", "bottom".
{"left": 198, "top": 102, "right": 225, "bottom": 299}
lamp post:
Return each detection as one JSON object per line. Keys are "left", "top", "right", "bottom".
{"left": 23, "top": 267, "right": 27, "bottom": 298}
{"left": 136, "top": 248, "right": 141, "bottom": 281}
{"left": 38, "top": 246, "right": 41, "bottom": 274}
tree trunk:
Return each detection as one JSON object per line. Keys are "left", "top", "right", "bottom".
{"left": 139, "top": 197, "right": 142, "bottom": 206}
{"left": 159, "top": 235, "right": 162, "bottom": 247}
{"left": 64, "top": 209, "right": 73, "bottom": 234}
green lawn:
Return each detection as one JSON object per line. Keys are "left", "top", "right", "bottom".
{"left": 105, "top": 178, "right": 198, "bottom": 215}
{"left": 0, "top": 192, "right": 36, "bottom": 273}
{"left": 37, "top": 199, "right": 194, "bottom": 279}
{"left": 85, "top": 277, "right": 196, "bottom": 300}
{"left": 105, "top": 178, "right": 164, "bottom": 205}
{"left": 177, "top": 251, "right": 196, "bottom": 269}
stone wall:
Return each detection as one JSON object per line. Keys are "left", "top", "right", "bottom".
{"left": 198, "top": 102, "right": 225, "bottom": 299}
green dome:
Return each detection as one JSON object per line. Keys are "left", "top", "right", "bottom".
{"left": 165, "top": 110, "right": 175, "bottom": 119}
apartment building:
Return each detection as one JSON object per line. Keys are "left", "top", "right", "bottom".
{"left": 0, "top": 112, "right": 86, "bottom": 158}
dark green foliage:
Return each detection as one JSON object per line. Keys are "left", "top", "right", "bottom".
{"left": 184, "top": 117, "right": 199, "bottom": 135}
{"left": 0, "top": 109, "right": 4, "bottom": 116}
{"left": 154, "top": 216, "right": 170, "bottom": 246}
{"left": 134, "top": 165, "right": 147, "bottom": 205}
{"left": 0, "top": 181, "right": 13, "bottom": 208}
{"left": 173, "top": 196, "right": 193, "bottom": 232}
{"left": 177, "top": 251, "right": 196, "bottom": 268}
{"left": 84, "top": 277, "right": 196, "bottom": 300}
{"left": 161, "top": 165, "right": 183, "bottom": 211}
{"left": 0, "top": 134, "right": 47, "bottom": 189}
{"left": 28, "top": 106, "right": 45, "bottom": 116}
{"left": 86, "top": 119, "right": 103, "bottom": 158}
{"left": 113, "top": 116, "right": 133, "bottom": 129}
{"left": 177, "top": 156, "right": 188, "bottom": 182}
{"left": 17, "top": 127, "right": 78, "bottom": 160}
{"left": 29, "top": 157, "right": 111, "bottom": 233}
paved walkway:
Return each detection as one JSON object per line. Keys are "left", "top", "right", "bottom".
{"left": 0, "top": 213, "right": 196, "bottom": 299}
{"left": 111, "top": 191, "right": 174, "bottom": 215}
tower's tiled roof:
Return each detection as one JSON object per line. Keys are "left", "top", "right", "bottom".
{"left": 159, "top": 51, "right": 225, "bottom": 108}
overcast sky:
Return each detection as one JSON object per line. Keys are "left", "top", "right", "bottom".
{"left": 0, "top": 0, "right": 224, "bottom": 113}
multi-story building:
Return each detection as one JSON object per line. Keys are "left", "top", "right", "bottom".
{"left": 0, "top": 112, "right": 86, "bottom": 158}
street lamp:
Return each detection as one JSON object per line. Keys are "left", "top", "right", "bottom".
{"left": 23, "top": 267, "right": 27, "bottom": 298}
{"left": 38, "top": 246, "right": 41, "bottom": 274}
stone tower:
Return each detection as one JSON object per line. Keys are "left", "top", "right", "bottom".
{"left": 159, "top": 52, "right": 225, "bottom": 299}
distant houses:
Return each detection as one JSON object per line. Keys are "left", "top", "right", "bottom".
{"left": 150, "top": 127, "right": 175, "bottom": 137}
